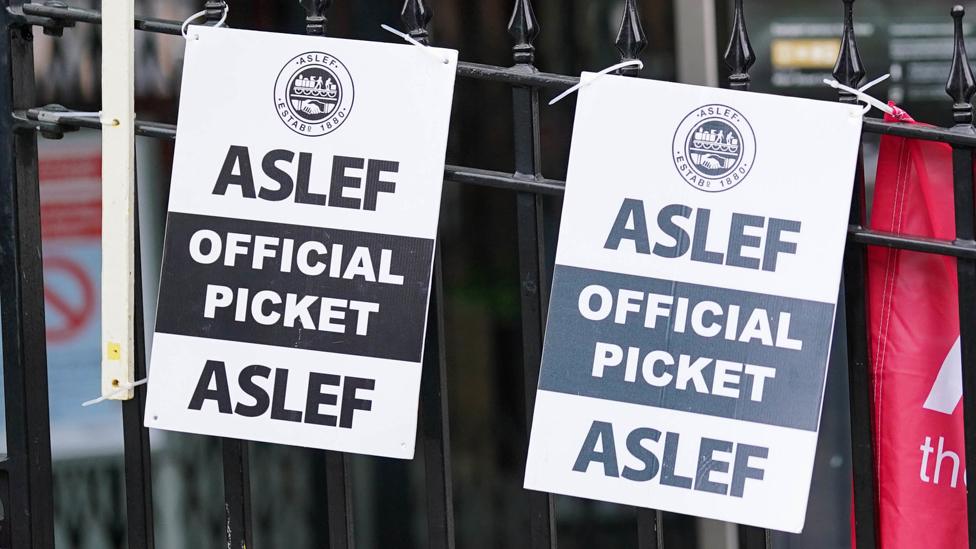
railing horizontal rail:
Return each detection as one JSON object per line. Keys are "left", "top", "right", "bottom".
{"left": 863, "top": 118, "right": 976, "bottom": 147}
{"left": 18, "top": 109, "right": 567, "bottom": 195}
{"left": 18, "top": 109, "right": 177, "bottom": 138}
{"left": 14, "top": 4, "right": 580, "bottom": 91}
{"left": 14, "top": 3, "right": 182, "bottom": 35}
{"left": 18, "top": 109, "right": 976, "bottom": 260}
{"left": 18, "top": 90, "right": 976, "bottom": 148}
{"left": 444, "top": 165, "right": 565, "bottom": 194}
{"left": 849, "top": 227, "right": 976, "bottom": 259}
{"left": 457, "top": 62, "right": 576, "bottom": 91}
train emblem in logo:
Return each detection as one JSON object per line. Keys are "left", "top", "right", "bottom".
{"left": 274, "top": 52, "right": 354, "bottom": 137}
{"left": 672, "top": 104, "right": 756, "bottom": 192}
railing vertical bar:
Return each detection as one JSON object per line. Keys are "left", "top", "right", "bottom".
{"left": 841, "top": 57, "right": 880, "bottom": 549}
{"left": 198, "top": 4, "right": 254, "bottom": 548}
{"left": 509, "top": 1, "right": 556, "bottom": 548}
{"left": 723, "top": 1, "right": 769, "bottom": 546}
{"left": 844, "top": 232, "right": 874, "bottom": 549}
{"left": 296, "top": 3, "right": 356, "bottom": 548}
{"left": 221, "top": 439, "right": 253, "bottom": 549}
{"left": 0, "top": 5, "right": 54, "bottom": 547}
{"left": 399, "top": 3, "right": 456, "bottom": 546}
{"left": 951, "top": 142, "right": 976, "bottom": 549}
{"left": 945, "top": 7, "right": 976, "bottom": 548}
{"left": 514, "top": 148, "right": 555, "bottom": 549}
{"left": 122, "top": 169, "right": 155, "bottom": 549}
{"left": 420, "top": 252, "right": 455, "bottom": 549}
{"left": 738, "top": 524, "right": 772, "bottom": 549}
{"left": 832, "top": 1, "right": 878, "bottom": 548}
{"left": 611, "top": 4, "right": 662, "bottom": 546}
{"left": 325, "top": 450, "right": 355, "bottom": 549}
{"left": 636, "top": 509, "right": 662, "bottom": 549}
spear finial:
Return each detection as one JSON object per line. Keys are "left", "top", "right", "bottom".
{"left": 508, "top": 0, "right": 540, "bottom": 65}
{"left": 946, "top": 5, "right": 976, "bottom": 125}
{"left": 204, "top": 0, "right": 227, "bottom": 23}
{"left": 401, "top": 0, "right": 433, "bottom": 45}
{"left": 723, "top": 0, "right": 756, "bottom": 90}
{"left": 615, "top": 0, "right": 646, "bottom": 77}
{"left": 832, "top": 0, "right": 866, "bottom": 101}
{"left": 299, "top": 0, "right": 332, "bottom": 36}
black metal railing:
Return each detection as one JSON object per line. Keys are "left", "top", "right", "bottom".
{"left": 3, "top": 0, "right": 976, "bottom": 547}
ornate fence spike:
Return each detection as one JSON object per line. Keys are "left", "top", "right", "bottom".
{"left": 401, "top": 0, "right": 433, "bottom": 44}
{"left": 299, "top": 0, "right": 332, "bottom": 36}
{"left": 946, "top": 5, "right": 976, "bottom": 125}
{"left": 832, "top": 0, "right": 865, "bottom": 99}
{"left": 614, "top": 0, "right": 646, "bottom": 77}
{"left": 204, "top": 0, "right": 227, "bottom": 23}
{"left": 723, "top": 0, "right": 755, "bottom": 90}
{"left": 508, "top": 0, "right": 540, "bottom": 64}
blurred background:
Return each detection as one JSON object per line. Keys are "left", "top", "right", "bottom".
{"left": 1, "top": 0, "right": 974, "bottom": 547}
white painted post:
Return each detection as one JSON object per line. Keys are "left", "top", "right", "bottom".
{"left": 101, "top": 0, "right": 136, "bottom": 400}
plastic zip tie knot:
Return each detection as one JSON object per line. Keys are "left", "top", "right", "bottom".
{"left": 823, "top": 73, "right": 894, "bottom": 116}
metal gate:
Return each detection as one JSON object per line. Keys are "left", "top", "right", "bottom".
{"left": 2, "top": 0, "right": 976, "bottom": 547}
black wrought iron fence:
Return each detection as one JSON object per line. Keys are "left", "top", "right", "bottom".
{"left": 4, "top": 0, "right": 976, "bottom": 547}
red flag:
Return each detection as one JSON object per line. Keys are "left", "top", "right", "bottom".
{"left": 867, "top": 104, "right": 967, "bottom": 547}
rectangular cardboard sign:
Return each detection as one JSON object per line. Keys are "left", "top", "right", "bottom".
{"left": 523, "top": 75, "right": 862, "bottom": 532}
{"left": 145, "top": 27, "right": 457, "bottom": 459}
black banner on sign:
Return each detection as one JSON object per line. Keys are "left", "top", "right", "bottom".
{"left": 154, "top": 212, "right": 434, "bottom": 362}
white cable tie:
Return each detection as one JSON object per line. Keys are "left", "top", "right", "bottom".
{"left": 823, "top": 73, "right": 894, "bottom": 116}
{"left": 82, "top": 378, "right": 148, "bottom": 407}
{"left": 181, "top": 4, "right": 229, "bottom": 41}
{"left": 35, "top": 110, "right": 119, "bottom": 127}
{"left": 860, "top": 73, "right": 891, "bottom": 93}
{"left": 380, "top": 24, "right": 450, "bottom": 65}
{"left": 549, "top": 60, "right": 644, "bottom": 106}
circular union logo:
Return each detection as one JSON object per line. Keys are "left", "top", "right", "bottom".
{"left": 274, "top": 52, "right": 354, "bottom": 137}
{"left": 672, "top": 104, "right": 756, "bottom": 192}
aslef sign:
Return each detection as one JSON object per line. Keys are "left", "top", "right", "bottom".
{"left": 144, "top": 27, "right": 457, "bottom": 459}
{"left": 524, "top": 75, "right": 862, "bottom": 532}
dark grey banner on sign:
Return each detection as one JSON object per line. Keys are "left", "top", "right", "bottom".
{"left": 539, "top": 265, "right": 835, "bottom": 432}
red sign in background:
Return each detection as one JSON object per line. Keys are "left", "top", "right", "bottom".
{"left": 39, "top": 153, "right": 101, "bottom": 239}
{"left": 38, "top": 150, "right": 101, "bottom": 344}
{"left": 43, "top": 256, "right": 96, "bottom": 343}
